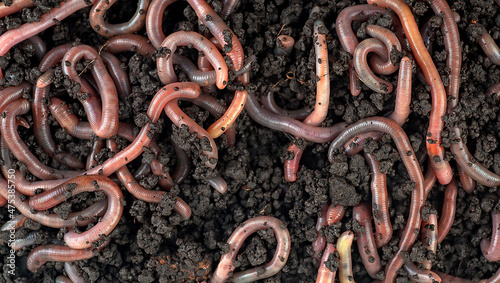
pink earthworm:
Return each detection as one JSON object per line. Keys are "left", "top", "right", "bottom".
{"left": 345, "top": 56, "right": 412, "bottom": 156}
{"left": 437, "top": 178, "right": 457, "bottom": 244}
{"left": 284, "top": 13, "right": 330, "bottom": 182}
{"left": 481, "top": 203, "right": 500, "bottom": 262}
{"left": 478, "top": 25, "right": 500, "bottom": 66}
{"left": 364, "top": 152, "right": 392, "bottom": 248}
{"left": 65, "top": 262, "right": 85, "bottom": 283}
{"left": 150, "top": 159, "right": 175, "bottom": 190}
{"left": 27, "top": 243, "right": 106, "bottom": 273}
{"left": 0, "top": 0, "right": 34, "bottom": 18}
{"left": 315, "top": 243, "right": 336, "bottom": 283}
{"left": 100, "top": 51, "right": 131, "bottom": 98}
{"left": 368, "top": 0, "right": 452, "bottom": 186}
{"left": 274, "top": 35, "right": 295, "bottom": 56}
{"left": 1, "top": 99, "right": 81, "bottom": 180}
{"left": 1, "top": 214, "right": 26, "bottom": 232}
{"left": 28, "top": 175, "right": 123, "bottom": 250}
{"left": 457, "top": 164, "right": 476, "bottom": 194}
{"left": 353, "top": 202, "right": 383, "bottom": 279}
{"left": 106, "top": 34, "right": 156, "bottom": 56}
{"left": 354, "top": 38, "right": 394, "bottom": 93}
{"left": 87, "top": 138, "right": 105, "bottom": 170}
{"left": 404, "top": 263, "right": 442, "bottom": 282}
{"left": 366, "top": 24, "right": 402, "bottom": 75}
{"left": 221, "top": 0, "right": 239, "bottom": 20}
{"left": 210, "top": 216, "right": 290, "bottom": 283}
{"left": 145, "top": 0, "right": 177, "bottom": 48}
{"left": 312, "top": 204, "right": 330, "bottom": 263}
{"left": 326, "top": 205, "right": 346, "bottom": 226}
{"left": 0, "top": 0, "right": 97, "bottom": 80}
{"left": 156, "top": 31, "right": 228, "bottom": 90}
{"left": 421, "top": 213, "right": 438, "bottom": 270}
{"left": 328, "top": 117, "right": 424, "bottom": 282}
{"left": 260, "top": 91, "right": 311, "bottom": 120}
{"left": 337, "top": 231, "right": 355, "bottom": 282}
{"left": 90, "top": 0, "right": 150, "bottom": 37}
{"left": 423, "top": 160, "right": 437, "bottom": 200}
{"left": 246, "top": 91, "right": 346, "bottom": 143}
{"left": 12, "top": 232, "right": 42, "bottom": 251}
{"left": 62, "top": 44, "right": 119, "bottom": 138}
{"left": 0, "top": 81, "right": 32, "bottom": 115}
{"left": 108, "top": 139, "right": 192, "bottom": 219}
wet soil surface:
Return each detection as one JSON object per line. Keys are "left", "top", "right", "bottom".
{"left": 1, "top": 0, "right": 500, "bottom": 282}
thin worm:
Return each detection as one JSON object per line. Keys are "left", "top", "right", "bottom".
{"left": 315, "top": 243, "right": 337, "bottom": 283}
{"left": 210, "top": 216, "right": 291, "bottom": 283}
{"left": 90, "top": 0, "right": 150, "bottom": 37}
{"left": 337, "top": 231, "right": 355, "bottom": 283}
{"left": 326, "top": 205, "right": 346, "bottom": 226}
{"left": 366, "top": 24, "right": 402, "bottom": 75}
{"left": 26, "top": 36, "right": 48, "bottom": 61}
{"left": 328, "top": 117, "right": 424, "bottom": 282}
{"left": 65, "top": 262, "right": 85, "bottom": 283}
{"left": 260, "top": 91, "right": 311, "bottom": 120}
{"left": 368, "top": 0, "right": 452, "bottom": 185}
{"left": 233, "top": 55, "right": 256, "bottom": 77}
{"left": 274, "top": 35, "right": 295, "bottom": 56}
{"left": 421, "top": 214, "right": 438, "bottom": 270}
{"left": 404, "top": 263, "right": 442, "bottom": 282}
{"left": 481, "top": 206, "right": 500, "bottom": 261}
{"left": 145, "top": 0, "right": 177, "bottom": 48}
{"left": 1, "top": 214, "right": 26, "bottom": 232}
{"left": 221, "top": 0, "right": 239, "bottom": 20}
{"left": 353, "top": 202, "right": 383, "bottom": 279}
{"left": 437, "top": 178, "right": 457, "bottom": 243}
{"left": 12, "top": 232, "right": 42, "bottom": 251}
{"left": 0, "top": 0, "right": 34, "bottom": 18}
{"left": 87, "top": 138, "right": 105, "bottom": 170}
{"left": 364, "top": 153, "right": 392, "bottom": 248}
{"left": 457, "top": 164, "right": 476, "bottom": 194}
{"left": 173, "top": 53, "right": 217, "bottom": 87}
{"left": 312, "top": 204, "right": 330, "bottom": 263}
{"left": 354, "top": 37, "right": 393, "bottom": 93}
{"left": 171, "top": 142, "right": 191, "bottom": 184}
{"left": 478, "top": 25, "right": 500, "bottom": 66}
{"left": 0, "top": 0, "right": 97, "bottom": 80}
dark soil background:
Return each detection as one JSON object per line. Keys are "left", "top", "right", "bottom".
{"left": 1, "top": 0, "right": 500, "bottom": 282}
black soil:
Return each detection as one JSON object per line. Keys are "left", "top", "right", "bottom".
{"left": 1, "top": 0, "right": 500, "bottom": 282}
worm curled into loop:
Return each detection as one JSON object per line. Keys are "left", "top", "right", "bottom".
{"left": 90, "top": 0, "right": 150, "bottom": 37}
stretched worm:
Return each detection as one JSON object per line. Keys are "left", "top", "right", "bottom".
{"left": 312, "top": 204, "right": 330, "bottom": 263}
{"left": 327, "top": 205, "right": 346, "bottom": 226}
{"left": 353, "top": 202, "right": 383, "bottom": 279}
{"left": 0, "top": 0, "right": 34, "bottom": 18}
{"left": 328, "top": 117, "right": 424, "bottom": 282}
{"left": 366, "top": 24, "right": 402, "bottom": 75}
{"left": 245, "top": 91, "right": 346, "bottom": 143}
{"left": 65, "top": 262, "right": 85, "bottom": 283}
{"left": 364, "top": 153, "right": 392, "bottom": 248}
{"left": 337, "top": 231, "right": 355, "bottom": 283}
{"left": 437, "top": 178, "right": 457, "bottom": 243}
{"left": 0, "top": 0, "right": 97, "bottom": 80}
{"left": 145, "top": 0, "right": 177, "bottom": 48}
{"left": 354, "top": 38, "right": 394, "bottom": 93}
{"left": 368, "top": 0, "right": 452, "bottom": 185}
{"left": 90, "top": 0, "right": 150, "bottom": 37}
{"left": 421, "top": 213, "right": 438, "bottom": 270}
{"left": 481, "top": 206, "right": 500, "bottom": 261}
{"left": 457, "top": 164, "right": 476, "bottom": 194}
{"left": 404, "top": 263, "right": 442, "bottom": 282}
{"left": 260, "top": 91, "right": 311, "bottom": 120}
{"left": 274, "top": 35, "right": 295, "bottom": 56}
{"left": 478, "top": 25, "right": 500, "bottom": 66}
{"left": 210, "top": 216, "right": 290, "bottom": 283}
{"left": 315, "top": 243, "right": 337, "bottom": 283}
{"left": 27, "top": 243, "right": 105, "bottom": 273}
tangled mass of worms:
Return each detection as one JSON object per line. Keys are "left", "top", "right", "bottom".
{"left": 1, "top": 0, "right": 500, "bottom": 281}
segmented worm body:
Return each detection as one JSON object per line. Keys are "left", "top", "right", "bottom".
{"left": 337, "top": 231, "right": 355, "bottom": 283}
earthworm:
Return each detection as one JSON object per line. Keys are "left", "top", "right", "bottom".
{"left": 156, "top": 31, "right": 228, "bottom": 90}
{"left": 207, "top": 88, "right": 248, "bottom": 139}
{"left": 354, "top": 38, "right": 394, "bottom": 93}
{"left": 233, "top": 55, "right": 256, "bottom": 77}
{"left": 421, "top": 213, "right": 438, "bottom": 270}
{"left": 0, "top": 81, "right": 32, "bottom": 115}
{"left": 345, "top": 56, "right": 412, "bottom": 156}
{"left": 108, "top": 139, "right": 192, "bottom": 219}
{"left": 0, "top": 0, "right": 34, "bottom": 18}
{"left": 404, "top": 263, "right": 442, "bottom": 282}
{"left": 437, "top": 178, "right": 457, "bottom": 244}
{"left": 0, "top": 196, "right": 6, "bottom": 207}
{"left": 364, "top": 153, "right": 392, "bottom": 248}
{"left": 145, "top": 0, "right": 177, "bottom": 48}
{"left": 55, "top": 276, "right": 73, "bottom": 283}
{"left": 260, "top": 91, "right": 311, "bottom": 120}
{"left": 245, "top": 91, "right": 346, "bottom": 143}
{"left": 173, "top": 54, "right": 217, "bottom": 86}
{"left": 205, "top": 176, "right": 228, "bottom": 194}
{"left": 48, "top": 97, "right": 95, "bottom": 139}
{"left": 420, "top": 19, "right": 434, "bottom": 59}
{"left": 337, "top": 231, "right": 354, "bottom": 283}
{"left": 367, "top": 0, "right": 452, "bottom": 185}
{"left": 315, "top": 243, "right": 336, "bottom": 283}
{"left": 0, "top": 0, "right": 97, "bottom": 80}
{"left": 327, "top": 205, "right": 346, "bottom": 226}
{"left": 90, "top": 0, "right": 150, "bottom": 37}
{"left": 423, "top": 160, "right": 437, "bottom": 200}
{"left": 171, "top": 143, "right": 191, "bottom": 184}
{"left": 100, "top": 51, "right": 130, "bottom": 98}
{"left": 210, "top": 216, "right": 290, "bottom": 283}
{"left": 328, "top": 117, "right": 424, "bottom": 282}
{"left": 26, "top": 36, "right": 47, "bottom": 61}
{"left": 221, "top": 0, "right": 239, "bottom": 20}
{"left": 365, "top": 24, "right": 402, "bottom": 76}
{"left": 106, "top": 34, "right": 155, "bottom": 56}
{"left": 12, "top": 232, "right": 42, "bottom": 251}
{"left": 312, "top": 204, "right": 330, "bottom": 263}
{"left": 284, "top": 144, "right": 303, "bottom": 182}
{"left": 457, "top": 164, "right": 476, "bottom": 194}
{"left": 274, "top": 35, "right": 295, "bottom": 56}
{"left": 29, "top": 175, "right": 123, "bottom": 249}
{"left": 87, "top": 138, "right": 105, "bottom": 170}
{"left": 481, "top": 206, "right": 500, "bottom": 261}
{"left": 487, "top": 82, "right": 500, "bottom": 105}
{"left": 65, "top": 262, "right": 85, "bottom": 283}
{"left": 353, "top": 202, "right": 383, "bottom": 279}
{"left": 1, "top": 99, "right": 81, "bottom": 180}
{"left": 27, "top": 243, "right": 105, "bottom": 273}
{"left": 1, "top": 214, "right": 26, "bottom": 232}
{"left": 62, "top": 44, "right": 119, "bottom": 138}
{"left": 478, "top": 25, "right": 500, "bottom": 66}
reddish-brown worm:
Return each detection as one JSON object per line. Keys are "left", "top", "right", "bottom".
{"left": 210, "top": 216, "right": 290, "bottom": 283}
{"left": 328, "top": 117, "right": 424, "bottom": 282}
{"left": 315, "top": 243, "right": 336, "bottom": 283}
{"left": 423, "top": 160, "right": 437, "bottom": 200}
{"left": 0, "top": 0, "right": 97, "bottom": 80}
{"left": 404, "top": 263, "right": 442, "bottom": 282}
{"left": 481, "top": 202, "right": 500, "bottom": 262}
{"left": 25, "top": 36, "right": 47, "bottom": 61}
{"left": 353, "top": 202, "right": 383, "bottom": 279}
{"left": 108, "top": 139, "right": 192, "bottom": 219}
{"left": 457, "top": 164, "right": 476, "bottom": 194}
{"left": 205, "top": 176, "right": 228, "bottom": 194}
{"left": 106, "top": 34, "right": 156, "bottom": 56}
{"left": 171, "top": 143, "right": 191, "bottom": 184}
{"left": 337, "top": 231, "right": 355, "bottom": 282}
{"left": 87, "top": 138, "right": 105, "bottom": 170}
{"left": 0, "top": 196, "right": 6, "bottom": 207}
{"left": 100, "top": 51, "right": 131, "bottom": 99}
{"left": 221, "top": 0, "right": 239, "bottom": 20}
{"left": 65, "top": 262, "right": 85, "bottom": 283}
{"left": 1, "top": 214, "right": 26, "bottom": 232}
{"left": 260, "top": 91, "right": 311, "bottom": 121}
{"left": 437, "top": 178, "right": 457, "bottom": 244}
{"left": 26, "top": 243, "right": 106, "bottom": 273}
{"left": 368, "top": 0, "right": 452, "bottom": 186}
{"left": 366, "top": 24, "right": 402, "bottom": 75}
{"left": 0, "top": 0, "right": 34, "bottom": 18}
{"left": 478, "top": 25, "right": 500, "bottom": 66}
{"left": 274, "top": 35, "right": 295, "bottom": 56}
{"left": 364, "top": 153, "right": 392, "bottom": 248}
{"left": 89, "top": 0, "right": 150, "bottom": 37}
{"left": 327, "top": 205, "right": 346, "bottom": 226}
{"left": 312, "top": 204, "right": 330, "bottom": 263}
{"left": 62, "top": 44, "right": 119, "bottom": 138}
{"left": 421, "top": 213, "right": 438, "bottom": 270}
{"left": 28, "top": 175, "right": 123, "bottom": 249}
{"left": 145, "top": 0, "right": 177, "bottom": 48}
{"left": 1, "top": 99, "right": 81, "bottom": 180}
{"left": 354, "top": 37, "right": 394, "bottom": 93}
{"left": 345, "top": 56, "right": 412, "bottom": 156}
